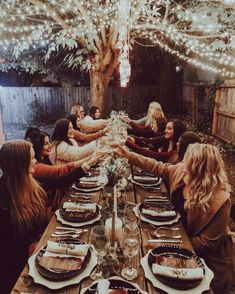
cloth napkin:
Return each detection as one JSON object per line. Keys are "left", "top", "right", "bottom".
{"left": 46, "top": 240, "right": 89, "bottom": 256}
{"left": 63, "top": 201, "right": 96, "bottom": 212}
{"left": 79, "top": 176, "right": 100, "bottom": 182}
{"left": 108, "top": 290, "right": 128, "bottom": 294}
{"left": 152, "top": 264, "right": 204, "bottom": 280}
{"left": 142, "top": 209, "right": 176, "bottom": 217}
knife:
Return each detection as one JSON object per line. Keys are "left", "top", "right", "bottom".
{"left": 147, "top": 239, "right": 182, "bottom": 243}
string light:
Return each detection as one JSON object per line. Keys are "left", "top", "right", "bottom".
{"left": 0, "top": 0, "right": 234, "bottom": 81}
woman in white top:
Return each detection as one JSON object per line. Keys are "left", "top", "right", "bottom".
{"left": 49, "top": 118, "right": 96, "bottom": 166}
{"left": 81, "top": 106, "right": 109, "bottom": 133}
{"left": 126, "top": 101, "right": 165, "bottom": 126}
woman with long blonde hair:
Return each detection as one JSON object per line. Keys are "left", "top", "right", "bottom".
{"left": 124, "top": 101, "right": 167, "bottom": 138}
{"left": 0, "top": 140, "right": 47, "bottom": 293}
{"left": 113, "top": 143, "right": 233, "bottom": 293}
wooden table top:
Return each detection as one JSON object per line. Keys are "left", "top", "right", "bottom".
{"left": 12, "top": 181, "right": 195, "bottom": 294}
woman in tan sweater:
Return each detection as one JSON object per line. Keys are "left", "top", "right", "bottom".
{"left": 113, "top": 143, "right": 233, "bottom": 294}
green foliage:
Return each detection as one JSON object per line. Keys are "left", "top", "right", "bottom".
{"left": 29, "top": 98, "right": 52, "bottom": 124}
{"left": 196, "top": 80, "right": 223, "bottom": 133}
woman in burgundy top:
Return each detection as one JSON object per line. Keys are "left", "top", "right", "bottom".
{"left": 124, "top": 102, "right": 167, "bottom": 138}
{"left": 125, "top": 119, "right": 186, "bottom": 164}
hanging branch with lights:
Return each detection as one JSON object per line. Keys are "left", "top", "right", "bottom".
{"left": 0, "top": 0, "right": 235, "bottom": 108}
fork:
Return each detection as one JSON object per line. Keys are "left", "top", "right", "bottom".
{"left": 150, "top": 224, "right": 179, "bottom": 230}
{"left": 56, "top": 226, "right": 88, "bottom": 232}
{"left": 53, "top": 230, "right": 83, "bottom": 235}
{"left": 151, "top": 230, "right": 181, "bottom": 239}
{"left": 51, "top": 233, "right": 81, "bottom": 238}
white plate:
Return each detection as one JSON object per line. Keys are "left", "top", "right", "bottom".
{"left": 80, "top": 276, "right": 148, "bottom": 294}
{"left": 55, "top": 209, "right": 101, "bottom": 227}
{"left": 131, "top": 178, "right": 162, "bottom": 188}
{"left": 72, "top": 184, "right": 104, "bottom": 192}
{"left": 134, "top": 204, "right": 180, "bottom": 226}
{"left": 28, "top": 248, "right": 97, "bottom": 290}
{"left": 140, "top": 252, "right": 214, "bottom": 294}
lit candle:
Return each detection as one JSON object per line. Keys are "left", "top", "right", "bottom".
{"left": 105, "top": 217, "right": 123, "bottom": 242}
{"left": 113, "top": 185, "right": 118, "bottom": 217}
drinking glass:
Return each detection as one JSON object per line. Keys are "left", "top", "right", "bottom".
{"left": 123, "top": 202, "right": 139, "bottom": 229}
{"left": 121, "top": 225, "right": 140, "bottom": 280}
{"left": 90, "top": 225, "right": 110, "bottom": 280}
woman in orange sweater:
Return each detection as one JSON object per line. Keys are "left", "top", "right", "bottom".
{"left": 26, "top": 130, "right": 101, "bottom": 207}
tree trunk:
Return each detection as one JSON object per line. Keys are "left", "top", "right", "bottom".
{"left": 90, "top": 71, "right": 107, "bottom": 112}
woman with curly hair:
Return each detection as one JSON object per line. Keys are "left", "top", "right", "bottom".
{"left": 124, "top": 101, "right": 167, "bottom": 138}
{"left": 113, "top": 143, "right": 233, "bottom": 294}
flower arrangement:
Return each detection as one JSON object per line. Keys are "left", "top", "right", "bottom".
{"left": 99, "top": 156, "right": 130, "bottom": 186}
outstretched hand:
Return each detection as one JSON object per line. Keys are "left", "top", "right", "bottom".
{"left": 122, "top": 115, "right": 131, "bottom": 124}
{"left": 111, "top": 143, "right": 130, "bottom": 159}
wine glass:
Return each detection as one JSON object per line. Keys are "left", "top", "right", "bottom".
{"left": 121, "top": 225, "right": 140, "bottom": 280}
{"left": 90, "top": 225, "right": 110, "bottom": 280}
{"left": 119, "top": 127, "right": 128, "bottom": 145}
{"left": 123, "top": 202, "right": 139, "bottom": 229}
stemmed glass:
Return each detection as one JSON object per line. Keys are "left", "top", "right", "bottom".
{"left": 121, "top": 225, "right": 140, "bottom": 280}
{"left": 123, "top": 202, "right": 140, "bottom": 229}
{"left": 90, "top": 225, "right": 110, "bottom": 280}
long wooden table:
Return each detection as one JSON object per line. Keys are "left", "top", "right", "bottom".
{"left": 12, "top": 181, "right": 194, "bottom": 294}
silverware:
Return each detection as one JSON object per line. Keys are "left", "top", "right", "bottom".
{"left": 56, "top": 226, "right": 88, "bottom": 232}
{"left": 147, "top": 239, "right": 182, "bottom": 243}
{"left": 53, "top": 230, "right": 83, "bottom": 235}
{"left": 51, "top": 233, "right": 81, "bottom": 238}
{"left": 70, "top": 195, "right": 92, "bottom": 199}
{"left": 151, "top": 231, "right": 181, "bottom": 239}
{"left": 150, "top": 224, "right": 179, "bottom": 230}
{"left": 72, "top": 192, "right": 96, "bottom": 196}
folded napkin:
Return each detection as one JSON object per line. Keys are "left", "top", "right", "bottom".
{"left": 142, "top": 209, "right": 176, "bottom": 217}
{"left": 108, "top": 290, "right": 128, "bottom": 294}
{"left": 63, "top": 202, "right": 96, "bottom": 212}
{"left": 79, "top": 176, "right": 100, "bottom": 182}
{"left": 97, "top": 279, "right": 110, "bottom": 294}
{"left": 152, "top": 264, "right": 204, "bottom": 280}
{"left": 46, "top": 240, "right": 89, "bottom": 256}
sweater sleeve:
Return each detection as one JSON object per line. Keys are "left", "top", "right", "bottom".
{"left": 73, "top": 129, "right": 102, "bottom": 143}
{"left": 80, "top": 119, "right": 107, "bottom": 133}
{"left": 128, "top": 150, "right": 175, "bottom": 179}
{"left": 190, "top": 199, "right": 231, "bottom": 253}
{"left": 34, "top": 162, "right": 75, "bottom": 177}
{"left": 36, "top": 167, "right": 86, "bottom": 190}
{"left": 126, "top": 140, "right": 176, "bottom": 162}
{"left": 132, "top": 116, "right": 147, "bottom": 125}
{"left": 129, "top": 121, "right": 154, "bottom": 137}
{"left": 54, "top": 141, "right": 96, "bottom": 163}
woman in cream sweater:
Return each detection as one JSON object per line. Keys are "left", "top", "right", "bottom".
{"left": 49, "top": 118, "right": 97, "bottom": 166}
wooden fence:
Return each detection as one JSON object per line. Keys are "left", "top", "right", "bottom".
{"left": 182, "top": 82, "right": 235, "bottom": 145}
{"left": 212, "top": 84, "right": 235, "bottom": 144}
{"left": 0, "top": 85, "right": 163, "bottom": 126}
{"left": 182, "top": 82, "right": 212, "bottom": 126}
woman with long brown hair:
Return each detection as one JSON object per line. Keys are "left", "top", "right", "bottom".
{"left": 0, "top": 140, "right": 48, "bottom": 293}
